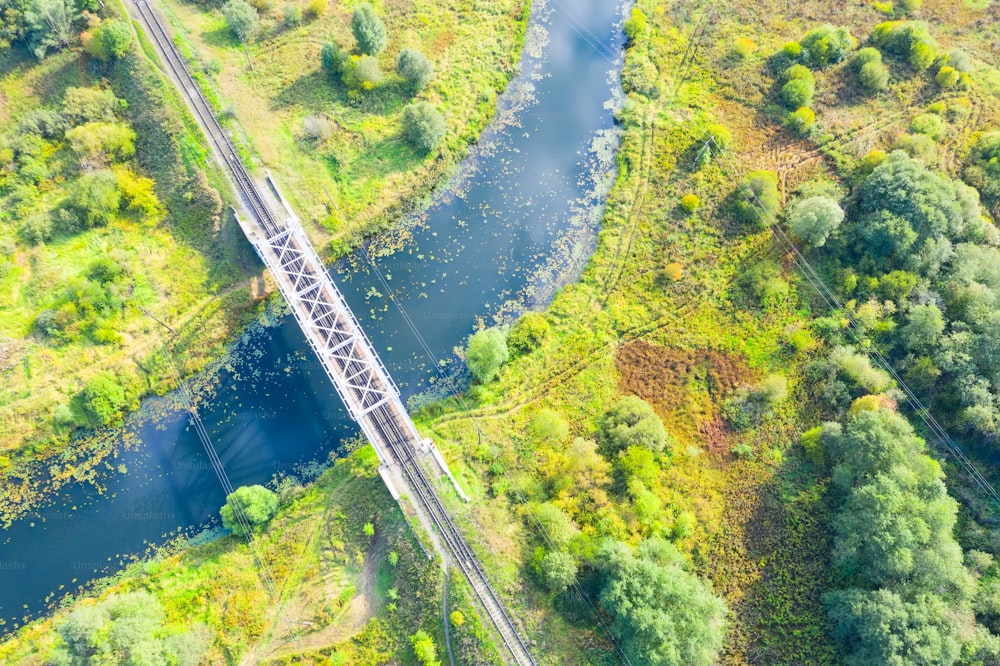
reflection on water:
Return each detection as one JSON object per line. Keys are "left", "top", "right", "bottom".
{"left": 0, "top": 0, "right": 626, "bottom": 633}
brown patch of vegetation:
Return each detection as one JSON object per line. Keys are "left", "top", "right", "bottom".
{"left": 615, "top": 340, "right": 756, "bottom": 445}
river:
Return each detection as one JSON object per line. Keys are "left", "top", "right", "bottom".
{"left": 0, "top": 0, "right": 626, "bottom": 632}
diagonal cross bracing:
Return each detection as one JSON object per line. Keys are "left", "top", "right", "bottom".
{"left": 256, "top": 224, "right": 399, "bottom": 422}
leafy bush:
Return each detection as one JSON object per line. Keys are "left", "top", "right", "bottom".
{"left": 539, "top": 550, "right": 578, "bottom": 593}
{"left": 402, "top": 101, "right": 446, "bottom": 153}
{"left": 732, "top": 37, "right": 755, "bottom": 59}
{"left": 781, "top": 78, "right": 815, "bottom": 109}
{"left": 782, "top": 64, "right": 814, "bottom": 83}
{"left": 828, "top": 346, "right": 891, "bottom": 393}
{"left": 600, "top": 395, "right": 670, "bottom": 453}
{"left": 680, "top": 194, "right": 700, "bottom": 212}
{"left": 61, "top": 86, "right": 119, "bottom": 125}
{"left": 799, "top": 24, "right": 854, "bottom": 68}
{"left": 351, "top": 3, "right": 387, "bottom": 55}
{"left": 66, "top": 170, "right": 121, "bottom": 229}
{"left": 527, "top": 409, "right": 569, "bottom": 445}
{"left": 853, "top": 47, "right": 882, "bottom": 70}
{"left": 342, "top": 54, "right": 383, "bottom": 91}
{"left": 51, "top": 592, "right": 206, "bottom": 665}
{"left": 787, "top": 195, "right": 844, "bottom": 247}
{"left": 739, "top": 259, "right": 787, "bottom": 307}
{"left": 221, "top": 0, "right": 260, "bottom": 43}
{"left": 935, "top": 65, "right": 958, "bottom": 88}
{"left": 283, "top": 3, "right": 302, "bottom": 27}
{"left": 320, "top": 40, "right": 347, "bottom": 76}
{"left": 623, "top": 7, "right": 646, "bottom": 43}
{"left": 507, "top": 311, "right": 549, "bottom": 355}
{"left": 304, "top": 0, "right": 324, "bottom": 19}
{"left": 397, "top": 47, "right": 434, "bottom": 94}
{"left": 910, "top": 112, "right": 945, "bottom": 140}
{"left": 785, "top": 106, "right": 815, "bottom": 134}
{"left": 465, "top": 327, "right": 508, "bottom": 382}
{"left": 76, "top": 372, "right": 127, "bottom": 426}
{"left": 732, "top": 170, "right": 780, "bottom": 227}
{"left": 965, "top": 132, "right": 1000, "bottom": 206}
{"left": 220, "top": 484, "right": 278, "bottom": 536}
{"left": 858, "top": 60, "right": 890, "bottom": 91}
{"left": 65, "top": 121, "right": 136, "bottom": 163}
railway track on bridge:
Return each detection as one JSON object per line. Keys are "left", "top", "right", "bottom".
{"left": 132, "top": 2, "right": 536, "bottom": 663}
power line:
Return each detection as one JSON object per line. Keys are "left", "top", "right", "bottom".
{"left": 706, "top": 136, "right": 1000, "bottom": 513}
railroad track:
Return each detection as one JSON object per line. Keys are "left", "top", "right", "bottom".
{"left": 133, "top": 3, "right": 538, "bottom": 663}
{"left": 133, "top": 0, "right": 283, "bottom": 239}
{"left": 367, "top": 404, "right": 536, "bottom": 666}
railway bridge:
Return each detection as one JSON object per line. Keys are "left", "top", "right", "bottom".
{"left": 130, "top": 2, "right": 536, "bottom": 663}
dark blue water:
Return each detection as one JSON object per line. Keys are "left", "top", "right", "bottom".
{"left": 0, "top": 0, "right": 625, "bottom": 632}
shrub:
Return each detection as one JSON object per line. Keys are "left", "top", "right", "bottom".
{"left": 221, "top": 0, "right": 260, "bottom": 43}
{"left": 853, "top": 47, "right": 882, "bottom": 70}
{"left": 680, "top": 194, "right": 700, "bottom": 212}
{"left": 786, "top": 107, "right": 815, "bottom": 134}
{"left": 909, "top": 39, "right": 936, "bottom": 71}
{"left": 302, "top": 114, "right": 332, "bottom": 141}
{"left": 739, "top": 259, "right": 788, "bottom": 307}
{"left": 770, "top": 41, "right": 802, "bottom": 71}
{"left": 320, "top": 41, "right": 347, "bottom": 76}
{"left": 893, "top": 133, "right": 937, "bottom": 163}
{"left": 732, "top": 37, "right": 755, "bottom": 59}
{"left": 283, "top": 3, "right": 302, "bottom": 27}
{"left": 465, "top": 327, "right": 508, "bottom": 382}
{"left": 67, "top": 170, "right": 121, "bottom": 229}
{"left": 220, "top": 485, "right": 278, "bottom": 536}
{"left": 61, "top": 86, "right": 119, "bottom": 125}
{"left": 77, "top": 373, "right": 127, "bottom": 426}
{"left": 540, "top": 550, "right": 578, "bottom": 593}
{"left": 733, "top": 170, "right": 780, "bottom": 227}
{"left": 782, "top": 64, "right": 814, "bottom": 83}
{"left": 528, "top": 409, "right": 569, "bottom": 445}
{"left": 858, "top": 61, "right": 890, "bottom": 91}
{"left": 351, "top": 3, "right": 387, "bottom": 55}
{"left": 85, "top": 20, "right": 132, "bottom": 61}
{"left": 944, "top": 48, "right": 971, "bottom": 73}
{"left": 935, "top": 65, "right": 958, "bottom": 88}
{"left": 601, "top": 396, "right": 671, "bottom": 454}
{"left": 910, "top": 113, "right": 945, "bottom": 140}
{"left": 860, "top": 149, "right": 888, "bottom": 174}
{"left": 800, "top": 24, "right": 854, "bottom": 68}
{"left": 705, "top": 123, "right": 732, "bottom": 150}
{"left": 66, "top": 121, "right": 136, "bottom": 163}
{"left": 396, "top": 47, "right": 434, "bottom": 94}
{"left": 623, "top": 7, "right": 646, "bottom": 43}
{"left": 342, "top": 54, "right": 382, "bottom": 91}
{"left": 410, "top": 631, "right": 439, "bottom": 666}
{"left": 507, "top": 312, "right": 550, "bottom": 355}
{"left": 781, "top": 78, "right": 815, "bottom": 109}
{"left": 787, "top": 195, "right": 844, "bottom": 247}
{"left": 897, "top": 0, "right": 922, "bottom": 12}
{"left": 304, "top": 0, "right": 324, "bottom": 19}
{"left": 402, "top": 101, "right": 446, "bottom": 153}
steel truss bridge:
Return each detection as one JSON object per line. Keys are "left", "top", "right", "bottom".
{"left": 131, "top": 2, "right": 536, "bottom": 663}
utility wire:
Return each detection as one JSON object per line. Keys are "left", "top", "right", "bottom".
{"left": 706, "top": 136, "right": 1000, "bottom": 513}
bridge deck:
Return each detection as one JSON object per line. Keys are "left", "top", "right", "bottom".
{"left": 131, "top": 2, "right": 535, "bottom": 664}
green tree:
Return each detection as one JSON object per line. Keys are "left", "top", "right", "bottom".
{"left": 52, "top": 592, "right": 206, "bottom": 665}
{"left": 397, "top": 47, "right": 433, "bottom": 93}
{"left": 76, "top": 373, "right": 126, "bottom": 427}
{"left": 540, "top": 550, "right": 578, "bottom": 594}
{"left": 65, "top": 122, "right": 135, "bottom": 163}
{"left": 220, "top": 484, "right": 278, "bottom": 536}
{"left": 601, "top": 395, "right": 670, "bottom": 453}
{"left": 800, "top": 24, "right": 854, "bottom": 68}
{"left": 351, "top": 2, "right": 386, "bottom": 55}
{"left": 531, "top": 502, "right": 579, "bottom": 549}
{"left": 92, "top": 20, "right": 131, "bottom": 61}
{"left": 901, "top": 303, "right": 945, "bottom": 352}
{"left": 507, "top": 311, "right": 550, "bottom": 355}
{"left": 61, "top": 86, "right": 119, "bottom": 125}
{"left": 733, "top": 170, "right": 780, "bottom": 227}
{"left": 402, "top": 101, "right": 446, "bottom": 153}
{"left": 221, "top": 0, "right": 259, "bottom": 44}
{"left": 599, "top": 539, "right": 727, "bottom": 666}
{"left": 465, "top": 327, "right": 508, "bottom": 382}
{"left": 409, "top": 630, "right": 439, "bottom": 666}
{"left": 25, "top": 0, "right": 78, "bottom": 59}
{"left": 787, "top": 195, "right": 844, "bottom": 247}
{"left": 67, "top": 170, "right": 121, "bottom": 229}
{"left": 320, "top": 40, "right": 347, "bottom": 76}
{"left": 824, "top": 589, "right": 962, "bottom": 666}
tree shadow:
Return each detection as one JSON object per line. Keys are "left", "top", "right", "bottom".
{"left": 272, "top": 70, "right": 412, "bottom": 118}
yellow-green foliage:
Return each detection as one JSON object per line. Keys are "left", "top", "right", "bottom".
{"left": 157, "top": 0, "right": 531, "bottom": 253}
